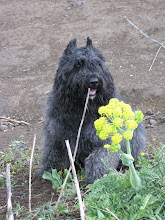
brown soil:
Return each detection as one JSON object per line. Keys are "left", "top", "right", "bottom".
{"left": 0, "top": 0, "right": 165, "bottom": 219}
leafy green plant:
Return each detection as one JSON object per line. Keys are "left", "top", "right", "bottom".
{"left": 0, "top": 140, "right": 39, "bottom": 174}
{"left": 85, "top": 144, "right": 165, "bottom": 219}
{"left": 42, "top": 169, "right": 62, "bottom": 189}
{"left": 42, "top": 168, "right": 73, "bottom": 190}
{"left": 94, "top": 98, "right": 144, "bottom": 189}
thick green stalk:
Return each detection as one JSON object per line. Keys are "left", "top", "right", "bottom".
{"left": 129, "top": 162, "right": 142, "bottom": 190}
{"left": 126, "top": 139, "right": 131, "bottom": 154}
{"left": 117, "top": 127, "right": 142, "bottom": 190}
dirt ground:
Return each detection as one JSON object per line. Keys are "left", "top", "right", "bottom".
{"left": 0, "top": 0, "right": 165, "bottom": 218}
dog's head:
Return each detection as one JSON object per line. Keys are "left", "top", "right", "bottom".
{"left": 54, "top": 38, "right": 115, "bottom": 105}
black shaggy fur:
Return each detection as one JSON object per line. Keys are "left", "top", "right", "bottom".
{"left": 38, "top": 38, "right": 146, "bottom": 184}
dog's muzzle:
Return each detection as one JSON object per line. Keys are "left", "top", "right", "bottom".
{"left": 88, "top": 77, "right": 99, "bottom": 100}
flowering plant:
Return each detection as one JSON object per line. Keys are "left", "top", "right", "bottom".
{"left": 94, "top": 98, "right": 144, "bottom": 190}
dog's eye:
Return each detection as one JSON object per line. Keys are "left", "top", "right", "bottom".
{"left": 98, "top": 62, "right": 102, "bottom": 68}
{"left": 75, "top": 61, "right": 81, "bottom": 68}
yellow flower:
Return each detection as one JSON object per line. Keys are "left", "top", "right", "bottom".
{"left": 98, "top": 106, "right": 107, "bottom": 116}
{"left": 113, "top": 118, "right": 123, "bottom": 128}
{"left": 105, "top": 108, "right": 113, "bottom": 118}
{"left": 8, "top": 148, "right": 11, "bottom": 150}
{"left": 152, "top": 138, "right": 156, "bottom": 142}
{"left": 94, "top": 117, "right": 107, "bottom": 132}
{"left": 122, "top": 109, "right": 135, "bottom": 120}
{"left": 123, "top": 130, "right": 133, "bottom": 140}
{"left": 12, "top": 171, "right": 15, "bottom": 175}
{"left": 107, "top": 143, "right": 119, "bottom": 153}
{"left": 103, "top": 124, "right": 117, "bottom": 135}
{"left": 113, "top": 107, "right": 122, "bottom": 117}
{"left": 58, "top": 171, "right": 63, "bottom": 176}
{"left": 157, "top": 148, "right": 160, "bottom": 150}
{"left": 104, "top": 144, "right": 111, "bottom": 149}
{"left": 99, "top": 130, "right": 109, "bottom": 140}
{"left": 1, "top": 155, "right": 5, "bottom": 157}
{"left": 125, "top": 120, "right": 138, "bottom": 130}
{"left": 141, "top": 152, "right": 145, "bottom": 156}
{"left": 107, "top": 99, "right": 119, "bottom": 110}
{"left": 122, "top": 103, "right": 132, "bottom": 112}
{"left": 111, "top": 133, "right": 123, "bottom": 144}
{"left": 109, "top": 98, "right": 119, "bottom": 105}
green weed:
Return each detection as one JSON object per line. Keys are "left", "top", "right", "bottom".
{"left": 85, "top": 144, "right": 165, "bottom": 220}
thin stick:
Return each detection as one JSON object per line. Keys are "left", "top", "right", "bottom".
{"left": 65, "top": 140, "right": 85, "bottom": 220}
{"left": 29, "top": 134, "right": 36, "bottom": 212}
{"left": 106, "top": 208, "right": 120, "bottom": 220}
{"left": 52, "top": 88, "right": 90, "bottom": 217}
{"left": 0, "top": 116, "right": 30, "bottom": 126}
{"left": 90, "top": 205, "right": 120, "bottom": 219}
{"left": 124, "top": 16, "right": 165, "bottom": 49}
{"left": 73, "top": 88, "right": 90, "bottom": 160}
{"left": 149, "top": 41, "right": 165, "bottom": 71}
{"left": 6, "top": 163, "right": 14, "bottom": 220}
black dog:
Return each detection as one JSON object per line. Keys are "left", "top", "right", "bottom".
{"left": 38, "top": 38, "right": 145, "bottom": 184}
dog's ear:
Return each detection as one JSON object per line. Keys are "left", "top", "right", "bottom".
{"left": 86, "top": 37, "right": 93, "bottom": 47}
{"left": 64, "top": 39, "right": 77, "bottom": 55}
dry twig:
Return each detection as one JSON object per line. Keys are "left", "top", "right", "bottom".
{"left": 124, "top": 16, "right": 165, "bottom": 49}
{"left": 6, "top": 163, "right": 14, "bottom": 220}
{"left": 65, "top": 140, "right": 85, "bottom": 220}
{"left": 0, "top": 116, "right": 30, "bottom": 126}
{"left": 106, "top": 208, "right": 120, "bottom": 220}
{"left": 52, "top": 88, "right": 90, "bottom": 217}
{"left": 29, "top": 134, "right": 36, "bottom": 212}
{"left": 149, "top": 41, "right": 165, "bottom": 71}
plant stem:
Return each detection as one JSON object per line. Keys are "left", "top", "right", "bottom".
{"left": 117, "top": 127, "right": 123, "bottom": 135}
{"left": 126, "top": 140, "right": 131, "bottom": 154}
{"left": 129, "top": 162, "right": 142, "bottom": 189}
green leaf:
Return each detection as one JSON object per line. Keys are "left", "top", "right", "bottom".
{"left": 42, "top": 170, "right": 62, "bottom": 189}
{"left": 42, "top": 171, "right": 54, "bottom": 182}
{"left": 121, "top": 153, "right": 134, "bottom": 166}
{"left": 52, "top": 169, "right": 62, "bottom": 186}
{"left": 140, "top": 194, "right": 152, "bottom": 210}
{"left": 97, "top": 209, "right": 105, "bottom": 219}
{"left": 63, "top": 169, "right": 73, "bottom": 183}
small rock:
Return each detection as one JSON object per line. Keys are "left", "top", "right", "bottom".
{"left": 38, "top": 116, "right": 44, "bottom": 122}
{"left": 23, "top": 69, "right": 31, "bottom": 72}
{"left": 2, "top": 122, "right": 8, "bottom": 126}
{"left": 144, "top": 115, "right": 153, "bottom": 120}
{"left": 0, "top": 125, "right": 7, "bottom": 131}
{"left": 149, "top": 119, "right": 157, "bottom": 126}
{"left": 159, "top": 117, "right": 165, "bottom": 124}
{"left": 70, "top": 1, "right": 86, "bottom": 7}
{"left": 146, "top": 109, "right": 153, "bottom": 115}
{"left": 45, "top": 13, "right": 51, "bottom": 17}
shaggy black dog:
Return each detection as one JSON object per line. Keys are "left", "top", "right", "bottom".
{"left": 38, "top": 37, "right": 146, "bottom": 184}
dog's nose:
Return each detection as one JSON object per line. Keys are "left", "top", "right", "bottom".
{"left": 89, "top": 77, "right": 99, "bottom": 88}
